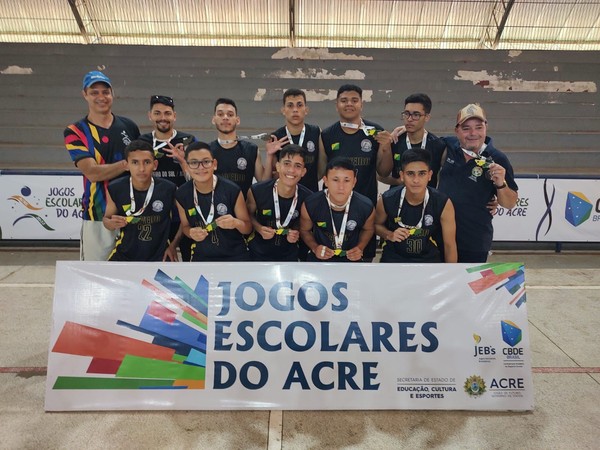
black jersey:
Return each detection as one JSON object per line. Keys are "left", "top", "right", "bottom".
{"left": 303, "top": 190, "right": 374, "bottom": 263}
{"left": 209, "top": 140, "right": 258, "bottom": 198}
{"left": 107, "top": 176, "right": 176, "bottom": 261}
{"left": 139, "top": 131, "right": 196, "bottom": 187}
{"left": 248, "top": 179, "right": 312, "bottom": 261}
{"left": 65, "top": 115, "right": 140, "bottom": 220}
{"left": 438, "top": 136, "right": 518, "bottom": 253}
{"left": 272, "top": 124, "right": 321, "bottom": 192}
{"left": 391, "top": 131, "right": 445, "bottom": 188}
{"left": 176, "top": 176, "right": 248, "bottom": 261}
{"left": 380, "top": 186, "right": 448, "bottom": 263}
{"left": 321, "top": 120, "right": 382, "bottom": 205}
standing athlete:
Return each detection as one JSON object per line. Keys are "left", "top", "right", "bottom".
{"left": 438, "top": 104, "right": 518, "bottom": 263}
{"left": 64, "top": 71, "right": 140, "bottom": 260}
{"left": 267, "top": 88, "right": 326, "bottom": 193}
{"left": 139, "top": 95, "right": 197, "bottom": 261}
{"left": 320, "top": 84, "right": 393, "bottom": 261}
{"left": 209, "top": 98, "right": 274, "bottom": 198}
{"left": 380, "top": 93, "right": 445, "bottom": 189}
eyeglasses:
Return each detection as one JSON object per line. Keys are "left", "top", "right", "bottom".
{"left": 150, "top": 95, "right": 174, "bottom": 108}
{"left": 401, "top": 111, "right": 426, "bottom": 120}
{"left": 187, "top": 159, "right": 214, "bottom": 169}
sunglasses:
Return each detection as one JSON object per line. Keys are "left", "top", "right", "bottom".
{"left": 150, "top": 95, "right": 174, "bottom": 108}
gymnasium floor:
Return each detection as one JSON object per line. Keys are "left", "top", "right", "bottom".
{"left": 0, "top": 248, "right": 598, "bottom": 449}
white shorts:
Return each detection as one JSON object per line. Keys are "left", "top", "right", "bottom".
{"left": 80, "top": 220, "right": 118, "bottom": 261}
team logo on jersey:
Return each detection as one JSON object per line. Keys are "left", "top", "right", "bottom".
{"left": 470, "top": 166, "right": 483, "bottom": 182}
{"left": 331, "top": 142, "right": 340, "bottom": 151}
{"left": 262, "top": 209, "right": 272, "bottom": 216}
{"left": 306, "top": 141, "right": 316, "bottom": 153}
{"left": 152, "top": 200, "right": 164, "bottom": 212}
{"left": 360, "top": 139, "right": 372, "bottom": 153}
{"left": 237, "top": 158, "right": 248, "bottom": 170}
{"left": 121, "top": 131, "right": 132, "bottom": 146}
{"left": 424, "top": 214, "right": 433, "bottom": 226}
{"left": 292, "top": 210, "right": 300, "bottom": 219}
{"left": 346, "top": 220, "right": 357, "bottom": 231}
{"left": 217, "top": 203, "right": 228, "bottom": 215}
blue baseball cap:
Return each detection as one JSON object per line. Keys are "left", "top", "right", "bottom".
{"left": 82, "top": 71, "right": 112, "bottom": 89}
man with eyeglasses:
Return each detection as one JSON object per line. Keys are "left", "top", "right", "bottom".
{"left": 64, "top": 71, "right": 140, "bottom": 261}
{"left": 381, "top": 93, "right": 445, "bottom": 189}
{"left": 320, "top": 84, "right": 393, "bottom": 262}
{"left": 176, "top": 141, "right": 253, "bottom": 261}
{"left": 437, "top": 104, "right": 518, "bottom": 263}
{"left": 139, "top": 95, "right": 197, "bottom": 261}
{"left": 246, "top": 144, "right": 312, "bottom": 261}
{"left": 210, "top": 98, "right": 274, "bottom": 198}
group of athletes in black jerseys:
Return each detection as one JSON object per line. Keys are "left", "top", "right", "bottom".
{"left": 67, "top": 71, "right": 519, "bottom": 264}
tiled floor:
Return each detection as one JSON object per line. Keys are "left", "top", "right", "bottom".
{"left": 0, "top": 248, "right": 598, "bottom": 449}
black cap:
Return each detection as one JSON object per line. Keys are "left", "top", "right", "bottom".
{"left": 150, "top": 95, "right": 174, "bottom": 108}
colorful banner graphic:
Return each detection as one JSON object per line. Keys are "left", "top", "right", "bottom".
{"left": 45, "top": 262, "right": 534, "bottom": 411}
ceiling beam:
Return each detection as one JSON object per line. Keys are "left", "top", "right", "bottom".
{"left": 480, "top": 0, "right": 516, "bottom": 50}
{"left": 67, "top": 0, "right": 102, "bottom": 44}
{"left": 289, "top": 0, "right": 296, "bottom": 47}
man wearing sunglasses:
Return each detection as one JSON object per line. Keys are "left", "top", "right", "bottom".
{"left": 140, "top": 95, "right": 197, "bottom": 261}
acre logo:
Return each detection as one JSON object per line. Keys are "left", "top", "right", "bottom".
{"left": 565, "top": 192, "right": 592, "bottom": 227}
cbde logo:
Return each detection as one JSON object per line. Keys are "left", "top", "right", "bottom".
{"left": 501, "top": 320, "right": 524, "bottom": 360}
{"left": 565, "top": 191, "right": 593, "bottom": 227}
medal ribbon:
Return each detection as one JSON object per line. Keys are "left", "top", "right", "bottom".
{"left": 273, "top": 180, "right": 298, "bottom": 232}
{"left": 396, "top": 187, "right": 430, "bottom": 235}
{"left": 218, "top": 133, "right": 270, "bottom": 146}
{"left": 152, "top": 130, "right": 177, "bottom": 153}
{"left": 340, "top": 120, "right": 380, "bottom": 137}
{"left": 285, "top": 125, "right": 305, "bottom": 147}
{"left": 126, "top": 177, "right": 154, "bottom": 218}
{"left": 461, "top": 143, "right": 488, "bottom": 160}
{"left": 325, "top": 189, "right": 353, "bottom": 250}
{"left": 193, "top": 175, "right": 218, "bottom": 231}
{"left": 406, "top": 130, "right": 428, "bottom": 150}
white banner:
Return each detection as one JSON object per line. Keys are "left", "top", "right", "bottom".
{"left": 0, "top": 172, "right": 82, "bottom": 240}
{"left": 1, "top": 173, "right": 597, "bottom": 242}
{"left": 45, "top": 262, "right": 534, "bottom": 411}
{"left": 493, "top": 178, "right": 600, "bottom": 242}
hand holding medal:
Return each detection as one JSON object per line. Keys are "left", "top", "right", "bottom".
{"left": 285, "top": 229, "right": 300, "bottom": 243}
{"left": 487, "top": 162, "right": 507, "bottom": 187}
{"left": 473, "top": 155, "right": 494, "bottom": 179}
{"left": 388, "top": 226, "right": 413, "bottom": 242}
{"left": 345, "top": 246, "right": 363, "bottom": 261}
{"left": 317, "top": 245, "right": 333, "bottom": 260}
{"left": 189, "top": 226, "right": 209, "bottom": 242}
